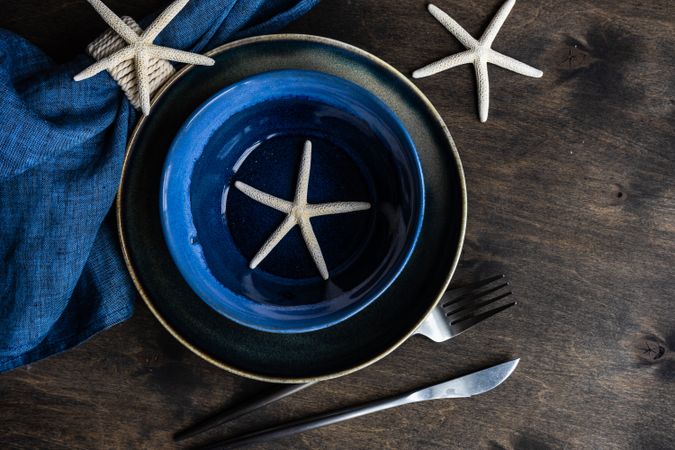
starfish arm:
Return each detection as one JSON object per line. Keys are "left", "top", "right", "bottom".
{"left": 428, "top": 4, "right": 478, "bottom": 49}
{"left": 412, "top": 50, "right": 475, "bottom": 78}
{"left": 73, "top": 46, "right": 134, "bottom": 81}
{"left": 135, "top": 50, "right": 152, "bottom": 115}
{"left": 299, "top": 218, "right": 329, "bottom": 280}
{"left": 475, "top": 58, "right": 490, "bottom": 122}
{"left": 479, "top": 0, "right": 515, "bottom": 48}
{"left": 141, "top": 0, "right": 189, "bottom": 42}
{"left": 488, "top": 50, "right": 543, "bottom": 77}
{"left": 249, "top": 215, "right": 297, "bottom": 269}
{"left": 294, "top": 140, "right": 312, "bottom": 206}
{"left": 146, "top": 45, "right": 215, "bottom": 66}
{"left": 307, "top": 201, "right": 371, "bottom": 217}
{"left": 85, "top": 0, "right": 139, "bottom": 44}
{"left": 234, "top": 181, "right": 293, "bottom": 213}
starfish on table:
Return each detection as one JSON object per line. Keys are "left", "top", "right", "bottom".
{"left": 234, "top": 140, "right": 371, "bottom": 280}
{"left": 74, "top": 0, "right": 214, "bottom": 115}
{"left": 412, "top": 0, "right": 543, "bottom": 122}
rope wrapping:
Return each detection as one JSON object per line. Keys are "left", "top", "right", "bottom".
{"left": 86, "top": 16, "right": 175, "bottom": 110}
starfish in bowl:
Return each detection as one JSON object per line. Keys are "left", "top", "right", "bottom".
{"left": 234, "top": 140, "right": 371, "bottom": 280}
{"left": 412, "top": 0, "right": 543, "bottom": 122}
{"left": 73, "top": 0, "right": 214, "bottom": 115}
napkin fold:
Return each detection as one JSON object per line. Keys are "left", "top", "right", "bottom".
{"left": 0, "top": 0, "right": 319, "bottom": 372}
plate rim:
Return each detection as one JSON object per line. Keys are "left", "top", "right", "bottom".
{"left": 117, "top": 33, "right": 467, "bottom": 383}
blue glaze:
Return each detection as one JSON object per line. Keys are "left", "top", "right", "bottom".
{"left": 160, "top": 70, "right": 424, "bottom": 333}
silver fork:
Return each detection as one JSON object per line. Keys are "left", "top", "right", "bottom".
{"left": 415, "top": 274, "right": 515, "bottom": 342}
{"left": 175, "top": 274, "right": 516, "bottom": 442}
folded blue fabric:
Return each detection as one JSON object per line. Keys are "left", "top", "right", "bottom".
{"left": 0, "top": 0, "right": 319, "bottom": 372}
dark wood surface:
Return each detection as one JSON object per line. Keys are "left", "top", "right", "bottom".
{"left": 1, "top": 0, "right": 674, "bottom": 448}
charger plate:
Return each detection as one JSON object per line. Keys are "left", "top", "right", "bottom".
{"left": 117, "top": 34, "right": 467, "bottom": 383}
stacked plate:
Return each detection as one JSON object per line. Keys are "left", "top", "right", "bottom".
{"left": 117, "top": 34, "right": 466, "bottom": 383}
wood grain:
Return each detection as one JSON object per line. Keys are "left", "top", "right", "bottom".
{"left": 1, "top": 0, "right": 674, "bottom": 449}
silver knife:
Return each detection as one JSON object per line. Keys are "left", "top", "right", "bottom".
{"left": 199, "top": 359, "right": 520, "bottom": 450}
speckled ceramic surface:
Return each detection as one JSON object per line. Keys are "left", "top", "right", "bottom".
{"left": 160, "top": 70, "right": 424, "bottom": 333}
{"left": 118, "top": 34, "right": 466, "bottom": 383}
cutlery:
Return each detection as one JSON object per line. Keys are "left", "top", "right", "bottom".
{"left": 175, "top": 274, "right": 514, "bottom": 441}
{"left": 197, "top": 359, "right": 519, "bottom": 449}
{"left": 416, "top": 273, "right": 514, "bottom": 342}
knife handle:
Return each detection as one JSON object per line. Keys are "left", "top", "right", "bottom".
{"left": 174, "top": 382, "right": 316, "bottom": 441}
{"left": 198, "top": 392, "right": 415, "bottom": 449}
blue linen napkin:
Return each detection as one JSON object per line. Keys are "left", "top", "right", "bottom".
{"left": 0, "top": 0, "right": 319, "bottom": 372}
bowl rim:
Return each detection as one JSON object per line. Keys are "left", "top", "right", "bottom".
{"left": 159, "top": 69, "right": 425, "bottom": 333}
{"left": 117, "top": 34, "right": 467, "bottom": 382}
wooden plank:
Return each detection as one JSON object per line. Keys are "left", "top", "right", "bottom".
{"left": 1, "top": 0, "right": 674, "bottom": 448}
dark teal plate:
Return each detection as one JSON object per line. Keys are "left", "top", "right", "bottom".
{"left": 118, "top": 34, "right": 466, "bottom": 383}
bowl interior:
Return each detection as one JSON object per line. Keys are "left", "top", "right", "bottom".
{"left": 160, "top": 70, "right": 424, "bottom": 333}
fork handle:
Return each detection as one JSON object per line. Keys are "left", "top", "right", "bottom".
{"left": 198, "top": 392, "right": 414, "bottom": 449}
{"left": 182, "top": 308, "right": 447, "bottom": 442}
{"left": 174, "top": 382, "right": 316, "bottom": 441}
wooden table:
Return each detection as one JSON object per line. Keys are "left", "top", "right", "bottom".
{"left": 1, "top": 1, "right": 673, "bottom": 448}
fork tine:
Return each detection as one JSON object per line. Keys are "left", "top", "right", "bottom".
{"left": 445, "top": 274, "right": 505, "bottom": 291}
{"left": 445, "top": 289, "right": 511, "bottom": 318}
{"left": 442, "top": 282, "right": 509, "bottom": 310}
{"left": 449, "top": 301, "right": 517, "bottom": 335}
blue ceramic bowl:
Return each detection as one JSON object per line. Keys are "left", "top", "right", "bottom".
{"left": 160, "top": 70, "right": 424, "bottom": 333}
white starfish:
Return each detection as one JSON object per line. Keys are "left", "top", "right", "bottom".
{"left": 234, "top": 140, "right": 371, "bottom": 280}
{"left": 412, "top": 0, "right": 543, "bottom": 122}
{"left": 73, "top": 0, "right": 214, "bottom": 115}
